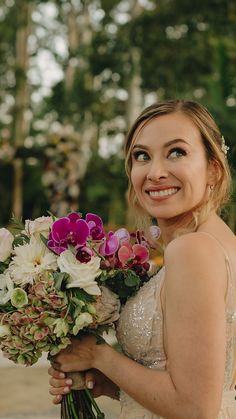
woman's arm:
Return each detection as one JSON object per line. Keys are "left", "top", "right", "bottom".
{"left": 55, "top": 233, "right": 228, "bottom": 419}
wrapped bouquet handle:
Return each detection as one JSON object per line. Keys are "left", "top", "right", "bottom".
{"left": 67, "top": 371, "right": 86, "bottom": 390}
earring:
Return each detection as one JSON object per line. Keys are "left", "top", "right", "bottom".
{"left": 209, "top": 185, "right": 214, "bottom": 191}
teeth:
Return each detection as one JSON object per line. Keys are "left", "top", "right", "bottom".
{"left": 149, "top": 188, "right": 178, "bottom": 197}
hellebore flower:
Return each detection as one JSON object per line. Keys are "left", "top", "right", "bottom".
{"left": 118, "top": 242, "right": 149, "bottom": 267}
{"left": 99, "top": 232, "right": 119, "bottom": 256}
{"left": 85, "top": 213, "right": 105, "bottom": 240}
{"left": 48, "top": 212, "right": 89, "bottom": 254}
{"left": 11, "top": 288, "right": 28, "bottom": 308}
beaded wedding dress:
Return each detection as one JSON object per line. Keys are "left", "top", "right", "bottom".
{"left": 116, "top": 236, "right": 236, "bottom": 419}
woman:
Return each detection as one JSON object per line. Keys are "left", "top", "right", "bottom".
{"left": 49, "top": 100, "right": 236, "bottom": 418}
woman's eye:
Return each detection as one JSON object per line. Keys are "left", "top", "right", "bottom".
{"left": 132, "top": 150, "right": 149, "bottom": 162}
{"left": 168, "top": 147, "right": 186, "bottom": 159}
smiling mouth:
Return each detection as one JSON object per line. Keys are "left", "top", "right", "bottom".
{"left": 147, "top": 188, "right": 179, "bottom": 198}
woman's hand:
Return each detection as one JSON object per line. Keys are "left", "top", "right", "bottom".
{"left": 52, "top": 335, "right": 102, "bottom": 373}
{"left": 48, "top": 366, "right": 117, "bottom": 404}
{"left": 48, "top": 366, "right": 72, "bottom": 404}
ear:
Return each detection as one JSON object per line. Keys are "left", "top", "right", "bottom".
{"left": 207, "top": 159, "right": 221, "bottom": 185}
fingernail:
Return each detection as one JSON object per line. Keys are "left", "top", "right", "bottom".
{"left": 87, "top": 381, "right": 94, "bottom": 389}
{"left": 64, "top": 387, "right": 70, "bottom": 393}
{"left": 56, "top": 395, "right": 61, "bottom": 400}
{"left": 59, "top": 373, "right": 65, "bottom": 378}
{"left": 66, "top": 379, "right": 72, "bottom": 385}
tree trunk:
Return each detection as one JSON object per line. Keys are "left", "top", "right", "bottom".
{"left": 63, "top": 1, "right": 97, "bottom": 207}
{"left": 12, "top": 0, "right": 31, "bottom": 219}
{"left": 126, "top": 0, "right": 144, "bottom": 226}
{"left": 126, "top": 0, "right": 144, "bottom": 128}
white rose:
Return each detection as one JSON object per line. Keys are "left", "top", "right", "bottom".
{"left": 0, "top": 325, "right": 11, "bottom": 338}
{"left": 24, "top": 216, "right": 53, "bottom": 237}
{"left": 57, "top": 250, "right": 101, "bottom": 295}
{"left": 0, "top": 228, "right": 14, "bottom": 262}
{"left": 0, "top": 271, "right": 14, "bottom": 305}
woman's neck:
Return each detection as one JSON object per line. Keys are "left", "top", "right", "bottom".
{"left": 157, "top": 211, "right": 218, "bottom": 246}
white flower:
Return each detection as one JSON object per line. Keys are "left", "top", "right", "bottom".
{"left": 8, "top": 236, "right": 57, "bottom": 286}
{"left": 73, "top": 312, "right": 93, "bottom": 335}
{"left": 24, "top": 216, "right": 53, "bottom": 237}
{"left": 0, "top": 325, "right": 11, "bottom": 338}
{"left": 57, "top": 250, "right": 101, "bottom": 295}
{"left": 0, "top": 271, "right": 14, "bottom": 304}
{"left": 0, "top": 228, "right": 14, "bottom": 262}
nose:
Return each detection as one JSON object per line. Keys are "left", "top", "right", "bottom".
{"left": 146, "top": 159, "right": 168, "bottom": 182}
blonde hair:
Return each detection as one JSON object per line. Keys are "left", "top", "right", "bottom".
{"left": 125, "top": 100, "right": 232, "bottom": 235}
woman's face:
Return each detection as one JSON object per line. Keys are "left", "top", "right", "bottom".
{"left": 130, "top": 112, "right": 213, "bottom": 222}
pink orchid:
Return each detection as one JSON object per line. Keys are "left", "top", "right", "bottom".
{"left": 118, "top": 242, "right": 149, "bottom": 267}
{"left": 99, "top": 232, "right": 119, "bottom": 256}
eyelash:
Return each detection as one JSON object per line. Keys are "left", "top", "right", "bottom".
{"left": 132, "top": 147, "right": 187, "bottom": 162}
{"left": 132, "top": 150, "right": 149, "bottom": 161}
{"left": 168, "top": 147, "right": 187, "bottom": 158}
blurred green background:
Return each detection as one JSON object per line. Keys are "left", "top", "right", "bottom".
{"left": 0, "top": 0, "right": 235, "bottom": 231}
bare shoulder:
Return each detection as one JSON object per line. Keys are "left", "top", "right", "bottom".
{"left": 164, "top": 232, "right": 227, "bottom": 294}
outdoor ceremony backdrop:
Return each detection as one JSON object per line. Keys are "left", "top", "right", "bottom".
{"left": 0, "top": 0, "right": 236, "bottom": 231}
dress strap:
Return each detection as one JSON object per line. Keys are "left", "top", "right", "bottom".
{"left": 196, "top": 231, "right": 234, "bottom": 292}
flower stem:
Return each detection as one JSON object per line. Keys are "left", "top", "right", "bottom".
{"left": 69, "top": 392, "right": 80, "bottom": 419}
{"left": 84, "top": 389, "right": 105, "bottom": 418}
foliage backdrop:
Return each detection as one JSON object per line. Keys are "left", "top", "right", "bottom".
{"left": 0, "top": 0, "right": 235, "bottom": 230}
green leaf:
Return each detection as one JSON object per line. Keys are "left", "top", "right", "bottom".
{"left": 13, "top": 234, "right": 30, "bottom": 247}
{"left": 40, "top": 233, "right": 48, "bottom": 247}
{"left": 72, "top": 288, "right": 96, "bottom": 303}
{"left": 46, "top": 211, "right": 56, "bottom": 221}
{"left": 0, "top": 261, "right": 9, "bottom": 273}
{"left": 124, "top": 270, "right": 140, "bottom": 288}
{"left": 52, "top": 272, "right": 70, "bottom": 291}
{"left": 0, "top": 302, "right": 14, "bottom": 312}
{"left": 10, "top": 216, "right": 24, "bottom": 231}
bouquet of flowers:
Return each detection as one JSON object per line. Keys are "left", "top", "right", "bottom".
{"left": 0, "top": 212, "right": 159, "bottom": 419}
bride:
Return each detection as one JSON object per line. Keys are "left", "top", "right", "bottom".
{"left": 48, "top": 100, "right": 236, "bottom": 419}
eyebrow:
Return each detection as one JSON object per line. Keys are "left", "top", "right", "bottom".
{"left": 132, "top": 138, "right": 190, "bottom": 150}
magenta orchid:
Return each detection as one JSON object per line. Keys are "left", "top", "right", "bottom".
{"left": 48, "top": 212, "right": 90, "bottom": 254}
{"left": 85, "top": 213, "right": 105, "bottom": 240}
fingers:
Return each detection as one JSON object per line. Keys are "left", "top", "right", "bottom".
{"left": 48, "top": 366, "right": 65, "bottom": 378}
{"left": 85, "top": 371, "right": 95, "bottom": 390}
{"left": 53, "top": 395, "right": 63, "bottom": 405}
{"left": 48, "top": 366, "right": 73, "bottom": 404}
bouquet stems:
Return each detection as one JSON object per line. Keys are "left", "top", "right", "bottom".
{"left": 61, "top": 390, "right": 105, "bottom": 419}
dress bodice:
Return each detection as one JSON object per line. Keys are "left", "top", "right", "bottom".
{"left": 116, "top": 259, "right": 236, "bottom": 418}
